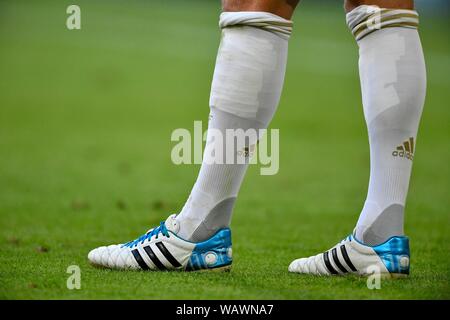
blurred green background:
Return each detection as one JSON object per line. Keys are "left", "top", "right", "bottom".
{"left": 0, "top": 0, "right": 449, "bottom": 299}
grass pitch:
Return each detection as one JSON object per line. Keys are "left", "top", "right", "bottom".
{"left": 0, "top": 0, "right": 449, "bottom": 299}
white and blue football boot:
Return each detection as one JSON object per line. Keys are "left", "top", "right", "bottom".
{"left": 289, "top": 234, "right": 410, "bottom": 278}
{"left": 88, "top": 214, "right": 232, "bottom": 271}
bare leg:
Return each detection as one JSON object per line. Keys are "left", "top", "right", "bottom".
{"left": 222, "top": 0, "right": 300, "bottom": 19}
{"left": 345, "top": 0, "right": 413, "bottom": 12}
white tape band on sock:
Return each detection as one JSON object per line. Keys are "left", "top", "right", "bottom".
{"left": 219, "top": 11, "right": 293, "bottom": 40}
{"left": 346, "top": 5, "right": 419, "bottom": 41}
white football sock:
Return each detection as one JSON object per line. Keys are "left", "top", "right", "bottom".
{"left": 176, "top": 12, "right": 292, "bottom": 241}
{"left": 347, "top": 6, "right": 426, "bottom": 245}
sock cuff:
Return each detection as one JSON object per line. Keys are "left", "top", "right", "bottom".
{"left": 219, "top": 11, "right": 293, "bottom": 40}
{"left": 346, "top": 5, "right": 419, "bottom": 41}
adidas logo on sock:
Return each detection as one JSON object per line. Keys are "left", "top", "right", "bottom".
{"left": 392, "top": 137, "right": 415, "bottom": 161}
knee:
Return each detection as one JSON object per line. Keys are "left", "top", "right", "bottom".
{"left": 222, "top": 0, "right": 300, "bottom": 20}
{"left": 221, "top": 0, "right": 244, "bottom": 12}
{"left": 344, "top": 0, "right": 373, "bottom": 12}
{"left": 344, "top": 0, "right": 414, "bottom": 13}
{"left": 344, "top": 0, "right": 359, "bottom": 12}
